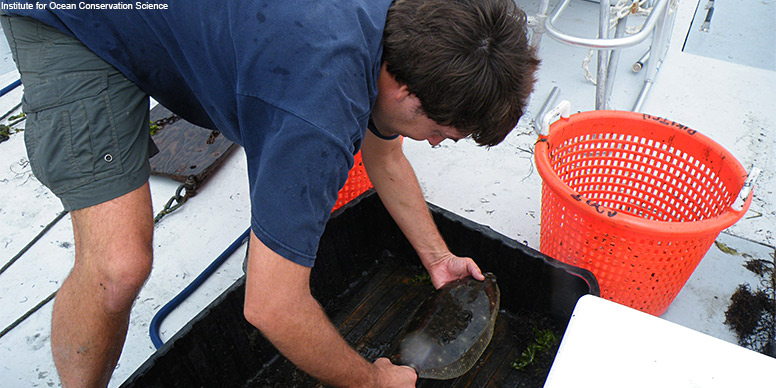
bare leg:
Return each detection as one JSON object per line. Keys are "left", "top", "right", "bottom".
{"left": 51, "top": 182, "right": 154, "bottom": 388}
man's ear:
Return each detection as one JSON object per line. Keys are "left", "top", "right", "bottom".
{"left": 378, "top": 63, "right": 411, "bottom": 102}
{"left": 394, "top": 83, "right": 412, "bottom": 101}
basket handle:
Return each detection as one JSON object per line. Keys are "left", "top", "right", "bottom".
{"left": 731, "top": 167, "right": 761, "bottom": 211}
{"left": 539, "top": 100, "right": 571, "bottom": 137}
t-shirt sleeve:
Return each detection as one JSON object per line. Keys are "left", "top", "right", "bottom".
{"left": 239, "top": 96, "right": 353, "bottom": 267}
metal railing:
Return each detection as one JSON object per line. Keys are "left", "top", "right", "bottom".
{"left": 544, "top": 0, "right": 669, "bottom": 49}
{"left": 526, "top": 0, "right": 677, "bottom": 111}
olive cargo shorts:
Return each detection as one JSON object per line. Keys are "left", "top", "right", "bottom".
{"left": 0, "top": 14, "right": 156, "bottom": 211}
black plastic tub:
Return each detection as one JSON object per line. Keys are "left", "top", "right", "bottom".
{"left": 121, "top": 191, "right": 598, "bottom": 387}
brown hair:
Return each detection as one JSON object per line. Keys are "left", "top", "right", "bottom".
{"left": 382, "top": 0, "right": 540, "bottom": 146}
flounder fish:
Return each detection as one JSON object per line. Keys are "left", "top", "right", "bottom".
{"left": 392, "top": 273, "right": 500, "bottom": 379}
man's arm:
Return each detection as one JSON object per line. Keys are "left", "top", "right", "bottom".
{"left": 360, "top": 131, "right": 484, "bottom": 288}
{"left": 243, "top": 232, "right": 416, "bottom": 388}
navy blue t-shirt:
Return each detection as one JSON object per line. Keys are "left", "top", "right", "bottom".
{"left": 7, "top": 0, "right": 392, "bottom": 266}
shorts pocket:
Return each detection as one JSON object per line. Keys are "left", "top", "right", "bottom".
{"left": 23, "top": 71, "right": 123, "bottom": 194}
{"left": 22, "top": 70, "right": 108, "bottom": 112}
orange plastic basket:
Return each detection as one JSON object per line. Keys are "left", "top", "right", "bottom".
{"left": 535, "top": 111, "right": 752, "bottom": 315}
{"left": 332, "top": 151, "right": 373, "bottom": 211}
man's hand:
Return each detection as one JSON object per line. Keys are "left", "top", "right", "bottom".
{"left": 373, "top": 358, "right": 417, "bottom": 388}
{"left": 424, "top": 252, "right": 485, "bottom": 289}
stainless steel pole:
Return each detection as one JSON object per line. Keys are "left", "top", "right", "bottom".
{"left": 604, "top": 13, "right": 629, "bottom": 107}
{"left": 633, "top": 0, "right": 674, "bottom": 112}
{"left": 595, "top": 0, "right": 611, "bottom": 110}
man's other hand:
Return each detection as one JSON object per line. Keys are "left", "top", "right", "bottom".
{"left": 373, "top": 357, "right": 417, "bottom": 388}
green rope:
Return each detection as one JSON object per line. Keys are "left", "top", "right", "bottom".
{"left": 0, "top": 290, "right": 57, "bottom": 340}
{"left": 0, "top": 211, "right": 69, "bottom": 340}
{"left": 0, "top": 211, "right": 68, "bottom": 276}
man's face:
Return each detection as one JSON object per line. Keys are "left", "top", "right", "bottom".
{"left": 373, "top": 91, "right": 467, "bottom": 147}
{"left": 372, "top": 63, "right": 468, "bottom": 146}
{"left": 396, "top": 96, "right": 467, "bottom": 146}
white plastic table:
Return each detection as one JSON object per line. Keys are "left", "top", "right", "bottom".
{"left": 544, "top": 295, "right": 775, "bottom": 387}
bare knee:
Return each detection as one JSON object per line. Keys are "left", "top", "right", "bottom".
{"left": 71, "top": 222, "right": 154, "bottom": 314}
{"left": 69, "top": 183, "right": 155, "bottom": 314}
{"left": 93, "top": 247, "right": 153, "bottom": 315}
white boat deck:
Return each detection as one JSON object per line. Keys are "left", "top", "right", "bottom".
{"left": 0, "top": 0, "right": 774, "bottom": 387}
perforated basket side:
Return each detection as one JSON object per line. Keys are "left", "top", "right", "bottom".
{"left": 549, "top": 124, "right": 737, "bottom": 223}
{"left": 332, "top": 151, "right": 373, "bottom": 211}
{"left": 535, "top": 111, "right": 752, "bottom": 315}
{"left": 539, "top": 181, "right": 720, "bottom": 314}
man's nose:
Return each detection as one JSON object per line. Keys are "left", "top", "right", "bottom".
{"left": 427, "top": 135, "right": 444, "bottom": 147}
